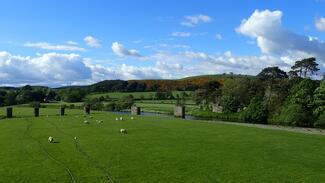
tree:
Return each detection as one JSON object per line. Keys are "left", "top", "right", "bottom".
{"left": 290, "top": 57, "right": 319, "bottom": 78}
{"left": 3, "top": 91, "right": 17, "bottom": 106}
{"left": 221, "top": 95, "right": 240, "bottom": 113}
{"left": 313, "top": 81, "right": 325, "bottom": 124}
{"left": 276, "top": 79, "right": 318, "bottom": 127}
{"left": 243, "top": 95, "right": 268, "bottom": 124}
{"left": 257, "top": 67, "right": 288, "bottom": 81}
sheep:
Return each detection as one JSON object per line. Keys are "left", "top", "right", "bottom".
{"left": 84, "top": 120, "right": 89, "bottom": 124}
{"left": 74, "top": 137, "right": 77, "bottom": 140}
{"left": 119, "top": 117, "right": 123, "bottom": 121}
{"left": 120, "top": 129, "right": 127, "bottom": 134}
{"left": 130, "top": 116, "right": 134, "bottom": 120}
{"left": 115, "top": 117, "right": 119, "bottom": 121}
{"left": 98, "top": 120, "right": 103, "bottom": 123}
{"left": 48, "top": 136, "right": 54, "bottom": 143}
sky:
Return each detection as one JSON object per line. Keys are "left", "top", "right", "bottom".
{"left": 0, "top": 0, "right": 324, "bottom": 86}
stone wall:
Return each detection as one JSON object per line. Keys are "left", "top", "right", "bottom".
{"left": 212, "top": 104, "right": 223, "bottom": 113}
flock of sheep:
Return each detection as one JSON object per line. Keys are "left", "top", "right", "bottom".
{"left": 48, "top": 115, "right": 134, "bottom": 143}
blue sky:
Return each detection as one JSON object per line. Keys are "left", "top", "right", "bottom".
{"left": 0, "top": 0, "right": 324, "bottom": 86}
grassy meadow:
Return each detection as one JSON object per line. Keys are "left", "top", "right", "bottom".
{"left": 0, "top": 107, "right": 325, "bottom": 182}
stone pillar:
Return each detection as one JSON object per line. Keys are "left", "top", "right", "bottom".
{"left": 84, "top": 105, "right": 90, "bottom": 115}
{"left": 174, "top": 106, "right": 185, "bottom": 118}
{"left": 131, "top": 106, "right": 141, "bottom": 115}
{"left": 60, "top": 107, "right": 65, "bottom": 116}
{"left": 6, "top": 107, "right": 13, "bottom": 118}
{"left": 34, "top": 108, "right": 39, "bottom": 117}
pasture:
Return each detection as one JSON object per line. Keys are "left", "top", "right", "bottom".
{"left": 0, "top": 107, "right": 325, "bottom": 182}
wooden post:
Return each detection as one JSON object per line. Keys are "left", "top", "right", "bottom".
{"left": 60, "top": 107, "right": 65, "bottom": 116}
{"left": 174, "top": 106, "right": 185, "bottom": 118}
{"left": 84, "top": 105, "right": 90, "bottom": 115}
{"left": 34, "top": 108, "right": 39, "bottom": 117}
{"left": 6, "top": 107, "right": 13, "bottom": 118}
{"left": 131, "top": 106, "right": 141, "bottom": 115}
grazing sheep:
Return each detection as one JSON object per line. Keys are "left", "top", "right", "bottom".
{"left": 115, "top": 117, "right": 119, "bottom": 121}
{"left": 98, "top": 120, "right": 103, "bottom": 123}
{"left": 74, "top": 137, "right": 77, "bottom": 140}
{"left": 120, "top": 129, "right": 127, "bottom": 134}
{"left": 119, "top": 117, "right": 123, "bottom": 121}
{"left": 48, "top": 136, "right": 54, "bottom": 143}
{"left": 130, "top": 116, "right": 134, "bottom": 120}
{"left": 84, "top": 120, "right": 89, "bottom": 124}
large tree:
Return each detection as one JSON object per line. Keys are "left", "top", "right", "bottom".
{"left": 257, "top": 67, "right": 288, "bottom": 81}
{"left": 290, "top": 57, "right": 319, "bottom": 78}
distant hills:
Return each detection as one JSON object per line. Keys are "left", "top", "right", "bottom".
{"left": 0, "top": 74, "right": 256, "bottom": 92}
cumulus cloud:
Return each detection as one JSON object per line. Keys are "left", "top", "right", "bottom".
{"left": 84, "top": 36, "right": 101, "bottom": 48}
{"left": 111, "top": 42, "right": 143, "bottom": 58}
{"left": 171, "top": 32, "right": 191, "bottom": 37}
{"left": 0, "top": 51, "right": 91, "bottom": 86}
{"left": 236, "top": 9, "right": 325, "bottom": 64}
{"left": 24, "top": 42, "right": 85, "bottom": 51}
{"left": 181, "top": 14, "right": 212, "bottom": 27}
{"left": 315, "top": 17, "right": 325, "bottom": 31}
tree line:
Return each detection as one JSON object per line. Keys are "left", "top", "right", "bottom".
{"left": 193, "top": 57, "right": 324, "bottom": 128}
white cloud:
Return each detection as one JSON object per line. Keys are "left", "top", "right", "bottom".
{"left": 181, "top": 14, "right": 212, "bottom": 27}
{"left": 171, "top": 32, "right": 191, "bottom": 37}
{"left": 236, "top": 9, "right": 325, "bottom": 64}
{"left": 315, "top": 17, "right": 325, "bottom": 31}
{"left": 84, "top": 36, "right": 101, "bottom": 48}
{"left": 215, "top": 33, "right": 222, "bottom": 40}
{"left": 66, "top": 41, "right": 78, "bottom": 45}
{"left": 111, "top": 42, "right": 143, "bottom": 58}
{"left": 24, "top": 42, "right": 85, "bottom": 51}
{"left": 0, "top": 51, "right": 91, "bottom": 86}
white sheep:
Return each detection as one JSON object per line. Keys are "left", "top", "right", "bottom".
{"left": 115, "top": 117, "right": 119, "bottom": 121}
{"left": 48, "top": 136, "right": 54, "bottom": 143}
{"left": 119, "top": 117, "right": 123, "bottom": 121}
{"left": 84, "top": 120, "right": 89, "bottom": 124}
{"left": 74, "top": 136, "right": 77, "bottom": 140}
{"left": 120, "top": 129, "right": 127, "bottom": 134}
{"left": 130, "top": 116, "right": 134, "bottom": 120}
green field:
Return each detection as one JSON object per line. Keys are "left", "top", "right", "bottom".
{"left": 88, "top": 91, "right": 193, "bottom": 100}
{"left": 1, "top": 107, "right": 325, "bottom": 182}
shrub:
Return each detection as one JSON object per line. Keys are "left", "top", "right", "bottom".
{"left": 314, "top": 112, "right": 325, "bottom": 128}
{"left": 243, "top": 97, "right": 268, "bottom": 124}
{"left": 277, "top": 104, "right": 312, "bottom": 127}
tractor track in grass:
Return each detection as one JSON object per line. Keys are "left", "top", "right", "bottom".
{"left": 47, "top": 117, "right": 116, "bottom": 183}
{"left": 24, "top": 118, "right": 77, "bottom": 183}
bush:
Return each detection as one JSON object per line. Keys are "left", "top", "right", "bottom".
{"left": 314, "top": 112, "right": 325, "bottom": 128}
{"left": 243, "top": 97, "right": 268, "bottom": 124}
{"left": 105, "top": 102, "right": 116, "bottom": 111}
{"left": 277, "top": 104, "right": 312, "bottom": 127}
{"left": 221, "top": 95, "right": 240, "bottom": 113}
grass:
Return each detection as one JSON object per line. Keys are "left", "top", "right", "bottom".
{"left": 1, "top": 107, "right": 325, "bottom": 182}
{"left": 135, "top": 102, "right": 196, "bottom": 114}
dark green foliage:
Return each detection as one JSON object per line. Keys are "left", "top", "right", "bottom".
{"left": 3, "top": 91, "right": 17, "bottom": 106}
{"left": 221, "top": 95, "right": 240, "bottom": 113}
{"left": 257, "top": 66, "right": 288, "bottom": 81}
{"left": 314, "top": 112, "right": 325, "bottom": 128}
{"left": 84, "top": 97, "right": 104, "bottom": 110}
{"left": 243, "top": 96, "right": 268, "bottom": 124}
{"left": 290, "top": 57, "right": 319, "bottom": 78}
{"left": 313, "top": 81, "right": 325, "bottom": 119}
{"left": 59, "top": 88, "right": 86, "bottom": 102}
{"left": 276, "top": 79, "right": 318, "bottom": 127}
{"left": 277, "top": 104, "right": 313, "bottom": 126}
